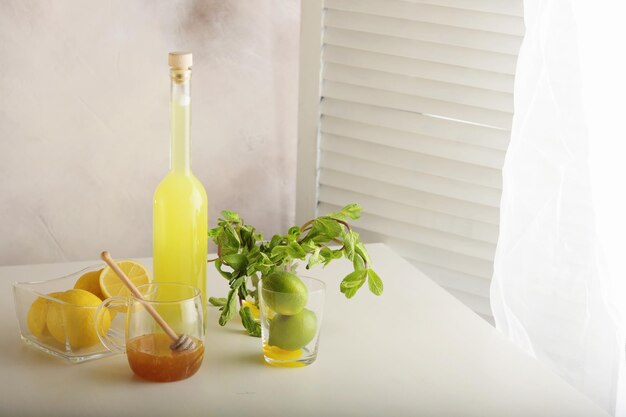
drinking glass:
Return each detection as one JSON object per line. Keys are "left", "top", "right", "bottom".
{"left": 259, "top": 276, "right": 325, "bottom": 367}
{"left": 96, "top": 282, "right": 204, "bottom": 382}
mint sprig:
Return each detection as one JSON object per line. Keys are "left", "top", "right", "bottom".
{"left": 207, "top": 203, "right": 383, "bottom": 336}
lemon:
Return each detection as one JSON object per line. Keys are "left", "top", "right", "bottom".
{"left": 99, "top": 260, "right": 150, "bottom": 298}
{"left": 268, "top": 308, "right": 317, "bottom": 351}
{"left": 74, "top": 269, "right": 104, "bottom": 299}
{"left": 46, "top": 289, "right": 111, "bottom": 349}
{"left": 262, "top": 271, "right": 307, "bottom": 315}
{"left": 46, "top": 293, "right": 67, "bottom": 344}
{"left": 27, "top": 292, "right": 63, "bottom": 339}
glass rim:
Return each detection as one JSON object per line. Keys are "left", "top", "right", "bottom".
{"left": 259, "top": 275, "right": 326, "bottom": 294}
{"left": 12, "top": 264, "right": 102, "bottom": 291}
{"left": 133, "top": 282, "right": 201, "bottom": 304}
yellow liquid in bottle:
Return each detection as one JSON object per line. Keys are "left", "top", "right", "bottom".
{"left": 153, "top": 173, "right": 207, "bottom": 306}
{"left": 153, "top": 70, "right": 208, "bottom": 319}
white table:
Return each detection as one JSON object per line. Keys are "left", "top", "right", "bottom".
{"left": 0, "top": 244, "right": 609, "bottom": 417}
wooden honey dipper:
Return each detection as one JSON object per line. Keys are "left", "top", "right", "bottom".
{"left": 100, "top": 251, "right": 196, "bottom": 352}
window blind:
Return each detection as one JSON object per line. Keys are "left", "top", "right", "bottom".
{"left": 299, "top": 0, "right": 524, "bottom": 320}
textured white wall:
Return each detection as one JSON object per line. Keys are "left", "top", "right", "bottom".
{"left": 0, "top": 0, "right": 300, "bottom": 266}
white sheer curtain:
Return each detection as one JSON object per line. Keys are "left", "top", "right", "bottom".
{"left": 491, "top": 0, "right": 626, "bottom": 415}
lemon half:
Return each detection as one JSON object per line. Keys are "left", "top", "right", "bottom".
{"left": 99, "top": 260, "right": 151, "bottom": 298}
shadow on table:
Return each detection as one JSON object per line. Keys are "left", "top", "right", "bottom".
{"left": 11, "top": 340, "right": 134, "bottom": 382}
{"left": 205, "top": 350, "right": 265, "bottom": 367}
{"left": 87, "top": 360, "right": 135, "bottom": 383}
{"left": 13, "top": 343, "right": 69, "bottom": 368}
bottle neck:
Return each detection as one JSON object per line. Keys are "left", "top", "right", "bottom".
{"left": 170, "top": 68, "right": 191, "bottom": 173}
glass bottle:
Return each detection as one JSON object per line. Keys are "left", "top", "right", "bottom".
{"left": 153, "top": 52, "right": 208, "bottom": 320}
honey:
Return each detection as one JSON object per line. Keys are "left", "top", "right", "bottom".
{"left": 127, "top": 333, "right": 204, "bottom": 382}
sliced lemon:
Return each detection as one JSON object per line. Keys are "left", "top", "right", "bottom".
{"left": 263, "top": 343, "right": 302, "bottom": 360}
{"left": 99, "top": 260, "right": 151, "bottom": 298}
{"left": 74, "top": 269, "right": 104, "bottom": 299}
{"left": 263, "top": 343, "right": 304, "bottom": 367}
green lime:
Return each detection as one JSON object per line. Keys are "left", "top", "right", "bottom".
{"left": 268, "top": 308, "right": 317, "bottom": 351}
{"left": 262, "top": 271, "right": 307, "bottom": 315}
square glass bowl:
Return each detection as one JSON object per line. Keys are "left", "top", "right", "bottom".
{"left": 12, "top": 265, "right": 124, "bottom": 363}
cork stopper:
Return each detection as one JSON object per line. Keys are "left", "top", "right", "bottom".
{"left": 168, "top": 52, "right": 192, "bottom": 69}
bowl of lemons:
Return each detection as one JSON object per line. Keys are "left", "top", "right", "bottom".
{"left": 12, "top": 260, "right": 151, "bottom": 363}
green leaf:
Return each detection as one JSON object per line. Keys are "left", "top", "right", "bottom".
{"left": 229, "top": 276, "right": 246, "bottom": 289}
{"left": 221, "top": 210, "right": 241, "bottom": 222}
{"left": 269, "top": 234, "right": 282, "bottom": 249}
{"left": 328, "top": 203, "right": 362, "bottom": 221}
{"left": 239, "top": 226, "right": 256, "bottom": 249}
{"left": 217, "top": 225, "right": 241, "bottom": 254}
{"left": 208, "top": 227, "right": 220, "bottom": 239}
{"left": 313, "top": 218, "right": 343, "bottom": 238}
{"left": 355, "top": 241, "right": 371, "bottom": 264}
{"left": 222, "top": 254, "right": 248, "bottom": 271}
{"left": 319, "top": 247, "right": 342, "bottom": 266}
{"left": 307, "top": 247, "right": 323, "bottom": 269}
{"left": 300, "top": 240, "right": 318, "bottom": 252}
{"left": 286, "top": 242, "right": 307, "bottom": 259}
{"left": 367, "top": 269, "right": 384, "bottom": 296}
{"left": 311, "top": 233, "right": 331, "bottom": 244}
{"left": 340, "top": 269, "right": 367, "bottom": 299}
{"left": 240, "top": 307, "right": 261, "bottom": 337}
{"left": 342, "top": 230, "right": 357, "bottom": 261}
{"left": 287, "top": 226, "right": 301, "bottom": 242}
{"left": 218, "top": 288, "right": 239, "bottom": 326}
{"left": 258, "top": 252, "right": 272, "bottom": 266}
{"left": 271, "top": 245, "right": 289, "bottom": 260}
{"left": 214, "top": 260, "right": 233, "bottom": 280}
{"left": 238, "top": 281, "right": 248, "bottom": 299}
{"left": 208, "top": 297, "right": 227, "bottom": 307}
{"left": 340, "top": 269, "right": 367, "bottom": 289}
{"left": 342, "top": 203, "right": 362, "bottom": 219}
{"left": 353, "top": 256, "right": 365, "bottom": 271}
